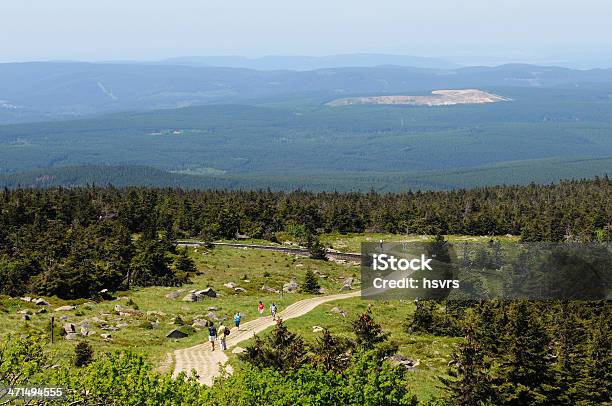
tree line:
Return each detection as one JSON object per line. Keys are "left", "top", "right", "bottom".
{"left": 1, "top": 177, "right": 610, "bottom": 298}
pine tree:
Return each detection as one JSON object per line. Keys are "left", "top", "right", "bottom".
{"left": 492, "top": 301, "right": 559, "bottom": 405}
{"left": 240, "top": 319, "right": 308, "bottom": 371}
{"left": 311, "top": 329, "right": 354, "bottom": 372}
{"left": 441, "top": 326, "right": 493, "bottom": 405}
{"left": 353, "top": 309, "right": 388, "bottom": 350}
{"left": 552, "top": 302, "right": 587, "bottom": 404}
{"left": 306, "top": 232, "right": 327, "bottom": 260}
{"left": 74, "top": 341, "right": 94, "bottom": 367}
{"left": 576, "top": 310, "right": 612, "bottom": 405}
{"left": 302, "top": 269, "right": 320, "bottom": 294}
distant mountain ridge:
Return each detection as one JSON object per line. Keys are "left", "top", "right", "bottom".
{"left": 1, "top": 61, "right": 612, "bottom": 124}
{"left": 157, "top": 53, "right": 458, "bottom": 70}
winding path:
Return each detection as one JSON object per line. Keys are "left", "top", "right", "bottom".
{"left": 171, "top": 290, "right": 360, "bottom": 385}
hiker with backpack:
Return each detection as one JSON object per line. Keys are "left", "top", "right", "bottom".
{"left": 270, "top": 302, "right": 277, "bottom": 320}
{"left": 208, "top": 321, "right": 217, "bottom": 351}
{"left": 258, "top": 301, "right": 265, "bottom": 317}
{"left": 234, "top": 311, "right": 242, "bottom": 330}
{"left": 218, "top": 322, "right": 230, "bottom": 350}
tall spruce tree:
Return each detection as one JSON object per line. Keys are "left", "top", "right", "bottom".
{"left": 492, "top": 301, "right": 559, "bottom": 405}
{"left": 441, "top": 326, "right": 493, "bottom": 406}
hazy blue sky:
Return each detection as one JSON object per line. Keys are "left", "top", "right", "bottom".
{"left": 2, "top": 0, "right": 612, "bottom": 66}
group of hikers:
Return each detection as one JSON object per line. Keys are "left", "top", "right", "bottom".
{"left": 207, "top": 301, "right": 278, "bottom": 351}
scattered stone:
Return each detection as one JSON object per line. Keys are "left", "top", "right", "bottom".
{"left": 80, "top": 327, "right": 94, "bottom": 336}
{"left": 182, "top": 293, "right": 198, "bottom": 302}
{"left": 207, "top": 306, "right": 218, "bottom": 311}
{"left": 319, "top": 287, "right": 327, "bottom": 294}
{"left": 207, "top": 312, "right": 218, "bottom": 320}
{"left": 232, "top": 346, "right": 246, "bottom": 354}
{"left": 165, "top": 290, "right": 184, "bottom": 300}
{"left": 166, "top": 329, "right": 189, "bottom": 339}
{"left": 283, "top": 279, "right": 299, "bottom": 293}
{"left": 17, "top": 309, "right": 31, "bottom": 315}
{"left": 192, "top": 319, "right": 209, "bottom": 329}
{"left": 116, "top": 322, "right": 129, "bottom": 329}
{"left": 37, "top": 308, "right": 48, "bottom": 314}
{"left": 387, "top": 355, "right": 419, "bottom": 371}
{"left": 63, "top": 323, "right": 76, "bottom": 334}
{"left": 234, "top": 287, "right": 247, "bottom": 293}
{"left": 60, "top": 315, "right": 69, "bottom": 321}
{"left": 55, "top": 305, "right": 76, "bottom": 312}
{"left": 119, "top": 310, "right": 143, "bottom": 317}
{"left": 101, "top": 333, "right": 112, "bottom": 339}
{"left": 223, "top": 282, "right": 236, "bottom": 289}
{"left": 184, "top": 288, "right": 217, "bottom": 301}
{"left": 330, "top": 307, "right": 348, "bottom": 317}
{"left": 261, "top": 285, "right": 280, "bottom": 294}
{"left": 33, "top": 298, "right": 49, "bottom": 306}
{"left": 22, "top": 314, "right": 31, "bottom": 321}
{"left": 64, "top": 333, "right": 79, "bottom": 340}
{"left": 340, "top": 284, "right": 352, "bottom": 291}
{"left": 319, "top": 275, "right": 328, "bottom": 279}
{"left": 114, "top": 304, "right": 124, "bottom": 312}
{"left": 20, "top": 297, "right": 32, "bottom": 302}
{"left": 146, "top": 310, "right": 166, "bottom": 317}
{"left": 312, "top": 326, "right": 324, "bottom": 333}
{"left": 197, "top": 288, "right": 217, "bottom": 298}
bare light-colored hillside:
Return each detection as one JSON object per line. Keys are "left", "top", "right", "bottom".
{"left": 327, "top": 89, "right": 511, "bottom": 106}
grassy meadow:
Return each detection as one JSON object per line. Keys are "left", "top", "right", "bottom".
{"left": 0, "top": 234, "right": 506, "bottom": 400}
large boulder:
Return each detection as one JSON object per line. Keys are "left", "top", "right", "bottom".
{"left": 165, "top": 290, "right": 184, "bottom": 300}
{"left": 166, "top": 329, "right": 189, "bottom": 339}
{"left": 63, "top": 323, "right": 76, "bottom": 334}
{"left": 182, "top": 293, "right": 198, "bottom": 302}
{"left": 192, "top": 319, "right": 209, "bottom": 329}
{"left": 387, "top": 355, "right": 419, "bottom": 371}
{"left": 184, "top": 288, "right": 216, "bottom": 301}
{"left": 261, "top": 285, "right": 280, "bottom": 294}
{"left": 330, "top": 307, "right": 348, "bottom": 317}
{"left": 283, "top": 279, "right": 299, "bottom": 293}
{"left": 55, "top": 305, "right": 76, "bottom": 312}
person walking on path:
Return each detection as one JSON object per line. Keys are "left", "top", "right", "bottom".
{"left": 208, "top": 322, "right": 217, "bottom": 351}
{"left": 234, "top": 311, "right": 242, "bottom": 330}
{"left": 218, "top": 322, "right": 229, "bottom": 350}
{"left": 270, "top": 302, "right": 277, "bottom": 320}
{"left": 258, "top": 301, "right": 265, "bottom": 317}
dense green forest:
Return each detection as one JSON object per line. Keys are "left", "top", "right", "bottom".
{"left": 1, "top": 157, "right": 612, "bottom": 191}
{"left": 1, "top": 86, "right": 611, "bottom": 190}
{"left": 1, "top": 178, "right": 610, "bottom": 299}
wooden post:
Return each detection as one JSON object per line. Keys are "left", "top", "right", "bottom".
{"left": 51, "top": 316, "right": 54, "bottom": 344}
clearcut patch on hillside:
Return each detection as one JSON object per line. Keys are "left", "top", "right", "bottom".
{"left": 327, "top": 89, "right": 511, "bottom": 107}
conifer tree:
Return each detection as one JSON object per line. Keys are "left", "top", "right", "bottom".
{"left": 353, "top": 309, "right": 388, "bottom": 350}
{"left": 441, "top": 326, "right": 493, "bottom": 406}
{"left": 492, "top": 301, "right": 559, "bottom": 405}
{"left": 302, "top": 269, "right": 320, "bottom": 294}
{"left": 576, "top": 310, "right": 612, "bottom": 405}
